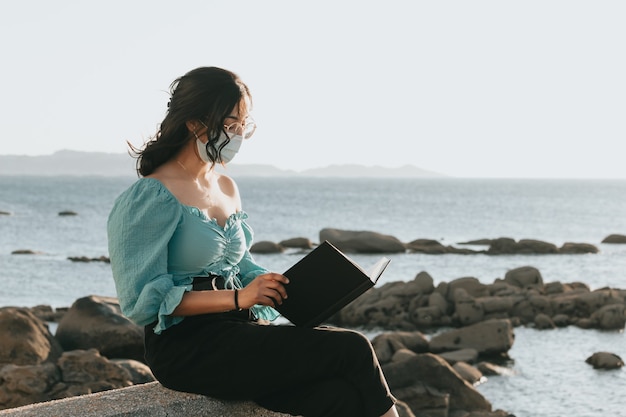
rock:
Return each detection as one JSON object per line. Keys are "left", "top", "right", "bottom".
{"left": 277, "top": 237, "right": 314, "bottom": 249}
{"left": 429, "top": 319, "right": 514, "bottom": 356}
{"left": 476, "top": 296, "right": 515, "bottom": 315}
{"left": 455, "top": 298, "right": 485, "bottom": 326}
{"left": 447, "top": 277, "right": 490, "bottom": 302}
{"left": 602, "top": 234, "right": 626, "bottom": 244}
{"left": 110, "top": 359, "right": 156, "bottom": 384}
{"left": 58, "top": 210, "right": 78, "bottom": 216}
{"left": 552, "top": 314, "right": 570, "bottom": 327}
{"left": 487, "top": 238, "right": 558, "bottom": 254}
{"left": 476, "top": 361, "right": 512, "bottom": 376}
{"left": 0, "top": 362, "right": 60, "bottom": 409}
{"left": 67, "top": 256, "right": 110, "bottom": 263}
{"left": 534, "top": 313, "right": 556, "bottom": 329}
{"left": 55, "top": 296, "right": 144, "bottom": 362}
{"left": 452, "top": 361, "right": 484, "bottom": 385}
{"left": 0, "top": 210, "right": 11, "bottom": 215}
{"left": 503, "top": 266, "right": 543, "bottom": 289}
{"left": 383, "top": 353, "right": 492, "bottom": 413}
{"left": 585, "top": 352, "right": 624, "bottom": 369}
{"left": 319, "top": 228, "right": 406, "bottom": 253}
{"left": 0, "top": 307, "right": 63, "bottom": 366}
{"left": 10, "top": 249, "right": 44, "bottom": 255}
{"left": 590, "top": 304, "right": 626, "bottom": 330}
{"left": 371, "top": 331, "right": 430, "bottom": 364}
{"left": 406, "top": 239, "right": 481, "bottom": 254}
{"left": 29, "top": 305, "right": 67, "bottom": 322}
{"left": 559, "top": 242, "right": 599, "bottom": 254}
{"left": 391, "top": 348, "right": 418, "bottom": 363}
{"left": 438, "top": 348, "right": 479, "bottom": 365}
{"left": 250, "top": 241, "right": 284, "bottom": 253}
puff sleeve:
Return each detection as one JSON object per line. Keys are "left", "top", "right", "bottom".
{"left": 107, "top": 179, "right": 189, "bottom": 334}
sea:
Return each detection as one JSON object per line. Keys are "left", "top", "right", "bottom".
{"left": 1, "top": 175, "right": 625, "bottom": 417}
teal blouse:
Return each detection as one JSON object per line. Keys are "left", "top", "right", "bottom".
{"left": 107, "top": 178, "right": 279, "bottom": 334}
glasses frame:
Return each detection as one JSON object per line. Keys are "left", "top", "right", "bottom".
{"left": 224, "top": 117, "right": 256, "bottom": 139}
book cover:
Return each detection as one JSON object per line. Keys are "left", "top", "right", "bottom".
{"left": 276, "top": 240, "right": 391, "bottom": 327}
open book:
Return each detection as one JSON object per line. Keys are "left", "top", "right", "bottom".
{"left": 275, "top": 240, "right": 391, "bottom": 327}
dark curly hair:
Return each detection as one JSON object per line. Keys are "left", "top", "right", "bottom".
{"left": 131, "top": 67, "right": 252, "bottom": 176}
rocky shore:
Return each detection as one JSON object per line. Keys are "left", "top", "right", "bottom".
{"left": 2, "top": 229, "right": 624, "bottom": 416}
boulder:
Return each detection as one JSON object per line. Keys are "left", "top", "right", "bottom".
{"left": 383, "top": 353, "right": 492, "bottom": 413}
{"left": 438, "top": 348, "right": 479, "bottom": 365}
{"left": 585, "top": 352, "right": 624, "bottom": 369}
{"left": 0, "top": 363, "right": 60, "bottom": 410}
{"left": 559, "top": 242, "right": 598, "bottom": 254}
{"left": 429, "top": 319, "right": 514, "bottom": 356}
{"left": 487, "top": 238, "right": 558, "bottom": 254}
{"left": 503, "top": 266, "right": 543, "bottom": 289}
{"left": 0, "top": 307, "right": 63, "bottom": 366}
{"left": 446, "top": 277, "right": 489, "bottom": 302}
{"left": 371, "top": 331, "right": 430, "bottom": 364}
{"left": 55, "top": 296, "right": 144, "bottom": 362}
{"left": 602, "top": 234, "right": 626, "bottom": 244}
{"left": 319, "top": 228, "right": 406, "bottom": 253}
{"left": 534, "top": 313, "right": 556, "bottom": 330}
{"left": 250, "top": 241, "right": 284, "bottom": 253}
{"left": 277, "top": 237, "right": 314, "bottom": 249}
{"left": 452, "top": 361, "right": 484, "bottom": 385}
{"left": 590, "top": 304, "right": 626, "bottom": 330}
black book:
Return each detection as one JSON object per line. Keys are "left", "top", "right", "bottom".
{"left": 276, "top": 240, "right": 391, "bottom": 327}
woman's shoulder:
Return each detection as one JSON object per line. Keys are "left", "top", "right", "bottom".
{"left": 111, "top": 178, "right": 180, "bottom": 214}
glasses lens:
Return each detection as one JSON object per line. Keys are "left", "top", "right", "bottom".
{"left": 242, "top": 122, "right": 256, "bottom": 139}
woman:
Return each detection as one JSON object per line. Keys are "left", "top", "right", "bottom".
{"left": 107, "top": 66, "right": 398, "bottom": 417}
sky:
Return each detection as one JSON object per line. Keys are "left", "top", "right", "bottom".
{"left": 0, "top": 1, "right": 624, "bottom": 179}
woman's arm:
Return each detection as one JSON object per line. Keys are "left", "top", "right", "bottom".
{"left": 172, "top": 272, "right": 289, "bottom": 316}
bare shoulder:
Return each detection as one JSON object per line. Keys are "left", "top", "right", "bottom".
{"left": 216, "top": 172, "right": 241, "bottom": 200}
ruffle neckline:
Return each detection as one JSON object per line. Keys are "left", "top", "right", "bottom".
{"left": 140, "top": 177, "right": 248, "bottom": 228}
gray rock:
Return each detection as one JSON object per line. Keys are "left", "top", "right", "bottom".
{"left": 559, "top": 242, "right": 599, "bottom": 254}
{"left": 585, "top": 352, "right": 624, "bottom": 369}
{"left": 503, "top": 266, "right": 543, "bottom": 289}
{"left": 55, "top": 296, "right": 144, "bottom": 362}
{"left": 0, "top": 307, "right": 63, "bottom": 366}
{"left": 383, "top": 353, "right": 492, "bottom": 412}
{"left": 319, "top": 228, "right": 406, "bottom": 253}
{"left": 277, "top": 237, "right": 313, "bottom": 249}
{"left": 429, "top": 319, "right": 514, "bottom": 356}
{"left": 602, "top": 234, "right": 626, "bottom": 244}
{"left": 250, "top": 241, "right": 284, "bottom": 253}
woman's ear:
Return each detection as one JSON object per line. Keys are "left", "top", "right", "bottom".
{"left": 185, "top": 120, "right": 199, "bottom": 133}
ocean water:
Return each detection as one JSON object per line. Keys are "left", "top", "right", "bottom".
{"left": 0, "top": 175, "right": 625, "bottom": 416}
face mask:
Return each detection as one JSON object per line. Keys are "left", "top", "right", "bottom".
{"left": 196, "top": 131, "right": 243, "bottom": 164}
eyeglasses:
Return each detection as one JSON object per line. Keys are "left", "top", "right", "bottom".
{"left": 224, "top": 117, "right": 256, "bottom": 139}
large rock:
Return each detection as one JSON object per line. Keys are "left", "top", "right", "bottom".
{"left": 383, "top": 353, "right": 492, "bottom": 413}
{"left": 602, "top": 234, "right": 626, "bottom": 244}
{"left": 559, "top": 242, "right": 599, "bottom": 254}
{"left": 0, "top": 363, "right": 60, "bottom": 410}
{"left": 487, "top": 238, "right": 558, "bottom": 254}
{"left": 371, "top": 331, "right": 429, "bottom": 363}
{"left": 55, "top": 296, "right": 144, "bottom": 362}
{"left": 429, "top": 319, "right": 514, "bottom": 356}
{"left": 0, "top": 307, "right": 63, "bottom": 366}
{"left": 503, "top": 266, "right": 543, "bottom": 289}
{"left": 585, "top": 352, "right": 624, "bottom": 369}
{"left": 319, "top": 228, "right": 406, "bottom": 253}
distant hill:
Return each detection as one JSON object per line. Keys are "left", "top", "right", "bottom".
{"left": 0, "top": 150, "right": 446, "bottom": 178}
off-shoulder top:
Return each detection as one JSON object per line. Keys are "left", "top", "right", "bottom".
{"left": 107, "top": 178, "right": 278, "bottom": 334}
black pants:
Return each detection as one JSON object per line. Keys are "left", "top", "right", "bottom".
{"left": 144, "top": 310, "right": 395, "bottom": 417}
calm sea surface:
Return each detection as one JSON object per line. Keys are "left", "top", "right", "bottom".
{"left": 1, "top": 175, "right": 625, "bottom": 416}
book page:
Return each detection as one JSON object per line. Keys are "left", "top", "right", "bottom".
{"left": 367, "top": 257, "right": 391, "bottom": 283}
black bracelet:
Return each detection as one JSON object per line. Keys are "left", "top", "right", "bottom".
{"left": 234, "top": 289, "right": 242, "bottom": 311}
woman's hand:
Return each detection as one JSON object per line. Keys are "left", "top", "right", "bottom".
{"left": 239, "top": 273, "right": 289, "bottom": 309}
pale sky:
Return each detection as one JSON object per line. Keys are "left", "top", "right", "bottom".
{"left": 1, "top": 1, "right": 624, "bottom": 178}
